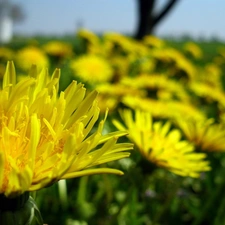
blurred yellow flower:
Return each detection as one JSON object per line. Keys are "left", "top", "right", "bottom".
{"left": 183, "top": 42, "right": 202, "bottom": 59}
{"left": 121, "top": 74, "right": 190, "bottom": 102}
{"left": 152, "top": 48, "right": 196, "bottom": 80}
{"left": 77, "top": 29, "right": 102, "bottom": 54}
{"left": 131, "top": 41, "right": 149, "bottom": 57}
{"left": 43, "top": 40, "right": 73, "bottom": 58}
{"left": 214, "top": 46, "right": 225, "bottom": 65}
{"left": 113, "top": 110, "right": 210, "bottom": 178}
{"left": 109, "top": 55, "right": 130, "bottom": 78}
{"left": 143, "top": 35, "right": 165, "bottom": 49}
{"left": 176, "top": 117, "right": 225, "bottom": 152}
{"left": 77, "top": 29, "right": 100, "bottom": 45}
{"left": 70, "top": 54, "right": 113, "bottom": 84}
{"left": 203, "top": 63, "right": 222, "bottom": 87}
{"left": 0, "top": 61, "right": 132, "bottom": 197}
{"left": 103, "top": 32, "right": 135, "bottom": 55}
{"left": 16, "top": 46, "right": 49, "bottom": 72}
{"left": 96, "top": 83, "right": 145, "bottom": 113}
{"left": 189, "top": 82, "right": 225, "bottom": 108}
{"left": 122, "top": 96, "right": 205, "bottom": 121}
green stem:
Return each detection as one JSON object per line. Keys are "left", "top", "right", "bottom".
{"left": 58, "top": 179, "right": 68, "bottom": 210}
{"left": 103, "top": 174, "right": 113, "bottom": 204}
{"left": 77, "top": 176, "right": 89, "bottom": 203}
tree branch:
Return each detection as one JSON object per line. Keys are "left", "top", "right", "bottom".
{"left": 152, "top": 0, "right": 180, "bottom": 27}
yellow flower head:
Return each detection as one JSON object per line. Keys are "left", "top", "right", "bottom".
{"left": 77, "top": 29, "right": 100, "bottom": 45}
{"left": 143, "top": 35, "right": 165, "bottom": 49}
{"left": 176, "top": 117, "right": 225, "bottom": 152}
{"left": 96, "top": 83, "right": 145, "bottom": 113}
{"left": 183, "top": 42, "right": 202, "bottom": 59}
{"left": 190, "top": 82, "right": 225, "bottom": 108}
{"left": 113, "top": 110, "right": 210, "bottom": 178}
{"left": 43, "top": 41, "right": 73, "bottom": 58}
{"left": 16, "top": 46, "right": 49, "bottom": 72}
{"left": 152, "top": 48, "right": 196, "bottom": 80}
{"left": 70, "top": 54, "right": 113, "bottom": 84}
{"left": 203, "top": 63, "right": 222, "bottom": 87}
{"left": 0, "top": 61, "right": 132, "bottom": 197}
{"left": 110, "top": 56, "right": 130, "bottom": 78}
{"left": 103, "top": 32, "right": 135, "bottom": 55}
{"left": 121, "top": 74, "right": 190, "bottom": 102}
{"left": 122, "top": 96, "right": 205, "bottom": 121}
{"left": 77, "top": 29, "right": 102, "bottom": 54}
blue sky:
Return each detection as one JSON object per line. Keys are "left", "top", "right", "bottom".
{"left": 12, "top": 0, "right": 225, "bottom": 40}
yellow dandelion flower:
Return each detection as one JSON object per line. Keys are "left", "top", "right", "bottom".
{"left": 103, "top": 32, "right": 135, "bottom": 55}
{"left": 113, "top": 110, "right": 210, "bottom": 178}
{"left": 176, "top": 117, "right": 225, "bottom": 152}
{"left": 121, "top": 74, "right": 190, "bottom": 102}
{"left": 16, "top": 46, "right": 49, "bottom": 72}
{"left": 127, "top": 54, "right": 155, "bottom": 75}
{"left": 70, "top": 54, "right": 113, "bottom": 84}
{"left": 131, "top": 41, "right": 149, "bottom": 57}
{"left": 143, "top": 35, "right": 165, "bottom": 49}
{"left": 0, "top": 61, "right": 132, "bottom": 197}
{"left": 203, "top": 63, "right": 222, "bottom": 88}
{"left": 77, "top": 29, "right": 100, "bottom": 45}
{"left": 122, "top": 96, "right": 205, "bottom": 121}
{"left": 42, "top": 40, "right": 73, "bottom": 58}
{"left": 77, "top": 29, "right": 102, "bottom": 54}
{"left": 110, "top": 55, "right": 130, "bottom": 78}
{"left": 96, "top": 83, "right": 145, "bottom": 113}
{"left": 189, "top": 82, "right": 225, "bottom": 108}
{"left": 183, "top": 42, "right": 202, "bottom": 59}
{"left": 152, "top": 48, "right": 196, "bottom": 80}
{"left": 175, "top": 56, "right": 196, "bottom": 80}
{"left": 213, "top": 46, "right": 225, "bottom": 65}
{"left": 191, "top": 63, "right": 222, "bottom": 89}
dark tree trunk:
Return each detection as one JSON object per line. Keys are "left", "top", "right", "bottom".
{"left": 135, "top": 0, "right": 155, "bottom": 40}
{"left": 134, "top": 0, "right": 180, "bottom": 40}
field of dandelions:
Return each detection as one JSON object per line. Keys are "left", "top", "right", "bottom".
{"left": 1, "top": 30, "right": 225, "bottom": 225}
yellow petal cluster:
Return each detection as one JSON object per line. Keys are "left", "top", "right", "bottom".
{"left": 113, "top": 110, "right": 210, "bottom": 178}
{"left": 122, "top": 96, "right": 205, "bottom": 121}
{"left": 183, "top": 42, "right": 203, "bottom": 59}
{"left": 176, "top": 117, "right": 225, "bottom": 152}
{"left": 70, "top": 54, "right": 113, "bottom": 84}
{"left": 0, "top": 61, "right": 132, "bottom": 197}
{"left": 16, "top": 46, "right": 49, "bottom": 72}
{"left": 43, "top": 41, "right": 73, "bottom": 58}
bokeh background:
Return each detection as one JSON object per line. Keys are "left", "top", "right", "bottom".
{"left": 7, "top": 0, "right": 225, "bottom": 41}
